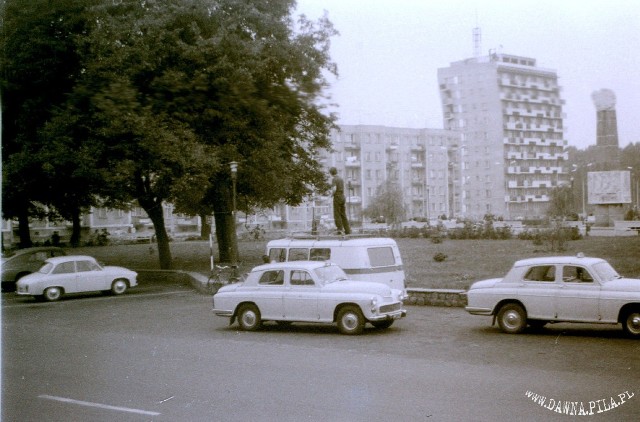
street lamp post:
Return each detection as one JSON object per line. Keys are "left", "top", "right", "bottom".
{"left": 229, "top": 161, "right": 238, "bottom": 276}
{"left": 572, "top": 163, "right": 593, "bottom": 218}
{"left": 347, "top": 180, "right": 353, "bottom": 225}
{"left": 628, "top": 167, "right": 640, "bottom": 215}
{"left": 230, "top": 161, "right": 238, "bottom": 214}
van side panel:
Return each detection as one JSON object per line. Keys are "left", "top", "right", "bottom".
{"left": 266, "top": 238, "right": 406, "bottom": 292}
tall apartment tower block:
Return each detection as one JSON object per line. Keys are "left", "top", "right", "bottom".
{"left": 591, "top": 89, "right": 620, "bottom": 168}
{"left": 437, "top": 53, "right": 567, "bottom": 219}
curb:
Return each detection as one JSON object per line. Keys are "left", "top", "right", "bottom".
{"left": 406, "top": 288, "right": 467, "bottom": 308}
{"left": 135, "top": 270, "right": 468, "bottom": 308}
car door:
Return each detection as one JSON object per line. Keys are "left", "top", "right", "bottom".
{"left": 283, "top": 270, "right": 319, "bottom": 321}
{"left": 517, "top": 265, "right": 559, "bottom": 320}
{"left": 555, "top": 265, "right": 601, "bottom": 322}
{"left": 255, "top": 270, "right": 286, "bottom": 319}
{"left": 49, "top": 261, "right": 79, "bottom": 293}
{"left": 76, "top": 260, "right": 110, "bottom": 292}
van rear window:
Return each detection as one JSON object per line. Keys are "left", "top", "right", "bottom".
{"left": 367, "top": 247, "right": 395, "bottom": 267}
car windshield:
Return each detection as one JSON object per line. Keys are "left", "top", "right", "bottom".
{"left": 314, "top": 265, "right": 348, "bottom": 285}
{"left": 592, "top": 262, "right": 622, "bottom": 282}
{"left": 38, "top": 263, "right": 54, "bottom": 274}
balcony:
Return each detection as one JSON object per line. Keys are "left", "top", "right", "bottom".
{"left": 345, "top": 157, "right": 361, "bottom": 167}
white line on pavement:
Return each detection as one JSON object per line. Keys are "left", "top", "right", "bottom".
{"left": 38, "top": 395, "right": 161, "bottom": 416}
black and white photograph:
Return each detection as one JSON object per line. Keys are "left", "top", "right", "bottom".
{"left": 2, "top": 0, "right": 639, "bottom": 420}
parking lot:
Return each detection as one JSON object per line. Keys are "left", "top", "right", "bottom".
{"left": 3, "top": 283, "right": 638, "bottom": 421}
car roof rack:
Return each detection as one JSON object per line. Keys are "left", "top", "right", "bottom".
{"left": 287, "top": 232, "right": 377, "bottom": 240}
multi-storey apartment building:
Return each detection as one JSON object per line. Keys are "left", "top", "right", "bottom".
{"left": 438, "top": 53, "right": 568, "bottom": 219}
{"left": 316, "top": 125, "right": 461, "bottom": 224}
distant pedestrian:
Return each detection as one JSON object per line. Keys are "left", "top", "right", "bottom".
{"left": 329, "top": 167, "right": 350, "bottom": 235}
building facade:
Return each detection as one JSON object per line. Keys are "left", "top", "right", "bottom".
{"left": 438, "top": 53, "right": 568, "bottom": 219}
{"left": 317, "top": 125, "right": 461, "bottom": 223}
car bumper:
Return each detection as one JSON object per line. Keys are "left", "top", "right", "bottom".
{"left": 212, "top": 308, "right": 234, "bottom": 317}
{"left": 368, "top": 309, "right": 407, "bottom": 321}
{"left": 465, "top": 306, "right": 493, "bottom": 316}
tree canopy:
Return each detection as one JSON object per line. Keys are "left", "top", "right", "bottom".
{"left": 1, "top": 0, "right": 338, "bottom": 266}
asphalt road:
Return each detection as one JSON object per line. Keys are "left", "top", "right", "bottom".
{"left": 2, "top": 285, "right": 639, "bottom": 421}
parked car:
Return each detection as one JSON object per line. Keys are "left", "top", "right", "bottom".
{"left": 16, "top": 255, "right": 137, "bottom": 301}
{"left": 266, "top": 236, "right": 407, "bottom": 296}
{"left": 465, "top": 253, "right": 640, "bottom": 337}
{"left": 212, "top": 261, "right": 406, "bottom": 335}
{"left": 1, "top": 247, "right": 67, "bottom": 292}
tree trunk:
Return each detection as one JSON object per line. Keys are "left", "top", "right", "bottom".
{"left": 213, "top": 210, "right": 238, "bottom": 264}
{"left": 70, "top": 209, "right": 82, "bottom": 247}
{"left": 139, "top": 200, "right": 173, "bottom": 270}
{"left": 17, "top": 206, "right": 32, "bottom": 248}
{"left": 212, "top": 183, "right": 238, "bottom": 264}
{"left": 200, "top": 212, "right": 211, "bottom": 239}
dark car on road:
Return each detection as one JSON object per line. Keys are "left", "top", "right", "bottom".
{"left": 1, "top": 247, "right": 67, "bottom": 292}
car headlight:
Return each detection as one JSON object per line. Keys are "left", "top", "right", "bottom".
{"left": 370, "top": 296, "right": 378, "bottom": 313}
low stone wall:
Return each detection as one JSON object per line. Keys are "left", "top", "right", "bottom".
{"left": 144, "top": 270, "right": 469, "bottom": 308}
{"left": 406, "top": 288, "right": 467, "bottom": 307}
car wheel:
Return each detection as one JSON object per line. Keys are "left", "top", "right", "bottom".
{"left": 337, "top": 306, "right": 365, "bottom": 335}
{"left": 371, "top": 320, "right": 394, "bottom": 329}
{"left": 111, "top": 279, "right": 128, "bottom": 295}
{"left": 497, "top": 303, "right": 526, "bottom": 334}
{"left": 43, "top": 286, "right": 63, "bottom": 302}
{"left": 622, "top": 310, "right": 640, "bottom": 337}
{"left": 237, "top": 304, "right": 262, "bottom": 331}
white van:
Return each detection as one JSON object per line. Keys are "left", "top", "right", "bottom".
{"left": 266, "top": 236, "right": 406, "bottom": 295}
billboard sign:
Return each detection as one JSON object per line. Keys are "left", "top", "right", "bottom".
{"left": 587, "top": 171, "right": 631, "bottom": 204}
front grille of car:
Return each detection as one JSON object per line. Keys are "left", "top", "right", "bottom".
{"left": 379, "top": 303, "right": 401, "bottom": 314}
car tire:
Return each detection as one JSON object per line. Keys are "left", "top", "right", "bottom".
{"left": 237, "top": 304, "right": 262, "bottom": 331}
{"left": 371, "top": 320, "right": 394, "bottom": 329}
{"left": 337, "top": 306, "right": 365, "bottom": 335}
{"left": 497, "top": 303, "right": 526, "bottom": 334}
{"left": 622, "top": 310, "right": 640, "bottom": 338}
{"left": 111, "top": 279, "right": 128, "bottom": 295}
{"left": 43, "top": 286, "right": 63, "bottom": 302}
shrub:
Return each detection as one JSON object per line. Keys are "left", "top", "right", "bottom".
{"left": 433, "top": 252, "right": 447, "bottom": 262}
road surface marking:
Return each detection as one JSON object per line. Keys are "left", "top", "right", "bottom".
{"left": 38, "top": 395, "right": 160, "bottom": 416}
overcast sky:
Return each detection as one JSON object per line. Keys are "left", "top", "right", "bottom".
{"left": 296, "top": 0, "right": 640, "bottom": 150}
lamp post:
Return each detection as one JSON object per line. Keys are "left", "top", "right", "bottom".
{"left": 571, "top": 163, "right": 593, "bottom": 218}
{"left": 230, "top": 161, "right": 238, "bottom": 214}
{"left": 347, "top": 180, "right": 353, "bottom": 225}
{"left": 229, "top": 161, "right": 238, "bottom": 275}
{"left": 628, "top": 167, "right": 640, "bottom": 215}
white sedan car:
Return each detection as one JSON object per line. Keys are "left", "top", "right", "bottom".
{"left": 466, "top": 254, "right": 640, "bottom": 337}
{"left": 16, "top": 255, "right": 138, "bottom": 301}
{"left": 212, "top": 261, "right": 406, "bottom": 335}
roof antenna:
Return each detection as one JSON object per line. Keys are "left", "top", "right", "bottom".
{"left": 472, "top": 10, "right": 481, "bottom": 58}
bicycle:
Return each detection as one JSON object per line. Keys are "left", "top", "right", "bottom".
{"left": 205, "top": 263, "right": 242, "bottom": 294}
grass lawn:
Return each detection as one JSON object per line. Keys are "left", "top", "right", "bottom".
{"left": 74, "top": 235, "right": 640, "bottom": 290}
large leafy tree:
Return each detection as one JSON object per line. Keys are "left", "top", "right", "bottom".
{"left": 1, "top": 0, "right": 97, "bottom": 247}
{"left": 76, "top": 0, "right": 337, "bottom": 267}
